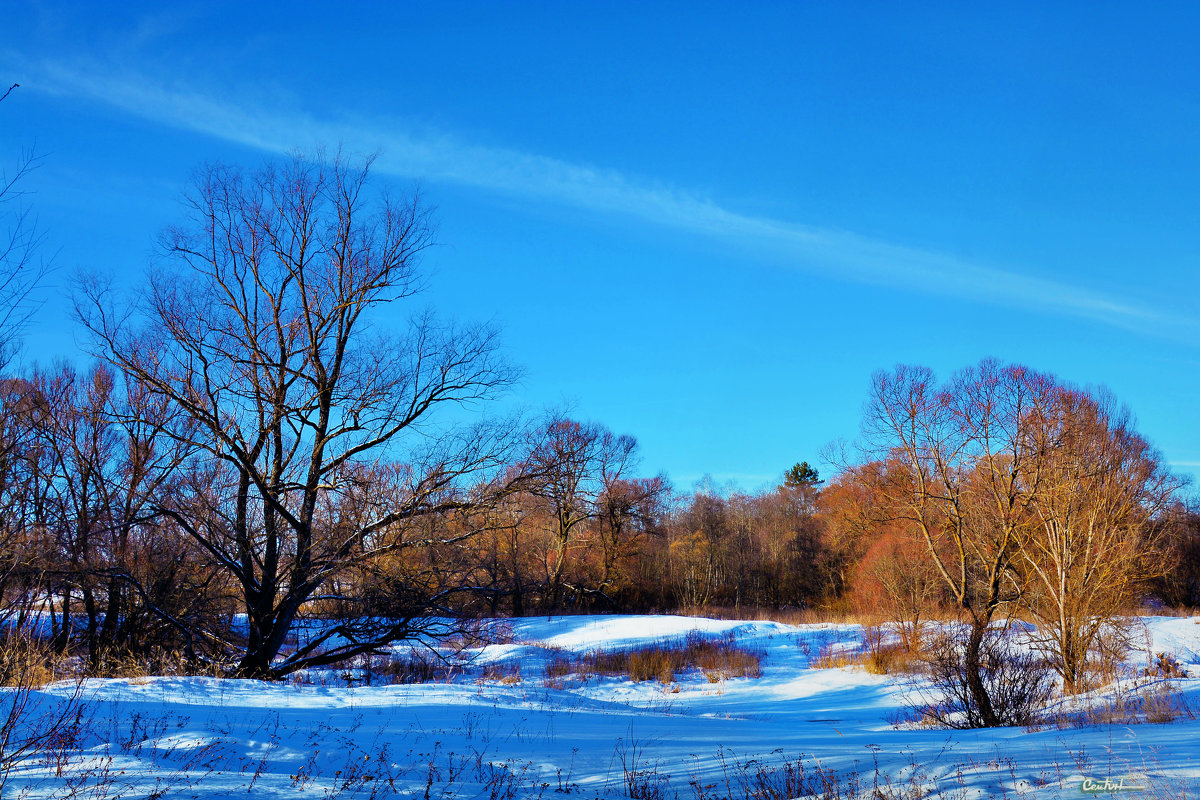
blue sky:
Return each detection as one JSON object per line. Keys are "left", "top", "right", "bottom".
{"left": 3, "top": 1, "right": 1199, "bottom": 491}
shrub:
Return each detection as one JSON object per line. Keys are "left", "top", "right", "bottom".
{"left": 1142, "top": 680, "right": 1192, "bottom": 723}
{"left": 912, "top": 625, "right": 1054, "bottom": 728}
{"left": 477, "top": 663, "right": 522, "bottom": 685}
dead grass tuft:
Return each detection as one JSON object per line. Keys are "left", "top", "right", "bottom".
{"left": 477, "top": 663, "right": 522, "bottom": 685}
{"left": 0, "top": 633, "right": 71, "bottom": 688}
{"left": 542, "top": 631, "right": 762, "bottom": 685}
{"left": 1145, "top": 652, "right": 1189, "bottom": 679}
{"left": 1043, "top": 678, "right": 1195, "bottom": 728}
{"left": 812, "top": 636, "right": 920, "bottom": 676}
{"left": 358, "top": 650, "right": 454, "bottom": 685}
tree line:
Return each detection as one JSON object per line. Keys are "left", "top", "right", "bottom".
{"left": 0, "top": 148, "right": 1196, "bottom": 694}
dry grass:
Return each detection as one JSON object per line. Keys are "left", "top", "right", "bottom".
{"left": 543, "top": 631, "right": 763, "bottom": 685}
{"left": 1145, "top": 652, "right": 1189, "bottom": 679}
{"left": 354, "top": 650, "right": 454, "bottom": 685}
{"left": 477, "top": 663, "right": 522, "bottom": 685}
{"left": 92, "top": 648, "right": 232, "bottom": 681}
{"left": 1044, "top": 678, "right": 1195, "bottom": 728}
{"left": 0, "top": 633, "right": 72, "bottom": 688}
{"left": 811, "top": 639, "right": 920, "bottom": 676}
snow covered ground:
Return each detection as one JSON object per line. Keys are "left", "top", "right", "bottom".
{"left": 7, "top": 614, "right": 1200, "bottom": 798}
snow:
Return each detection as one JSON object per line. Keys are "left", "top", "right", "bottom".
{"left": 7, "top": 614, "right": 1200, "bottom": 798}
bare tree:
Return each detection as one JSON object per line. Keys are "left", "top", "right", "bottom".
{"left": 523, "top": 415, "right": 638, "bottom": 609}
{"left": 1154, "top": 503, "right": 1200, "bottom": 608}
{"left": 862, "top": 360, "right": 1058, "bottom": 726}
{"left": 853, "top": 526, "right": 944, "bottom": 652}
{"left": 592, "top": 475, "right": 667, "bottom": 606}
{"left": 26, "top": 363, "right": 213, "bottom": 670}
{"left": 815, "top": 462, "right": 887, "bottom": 599}
{"left": 76, "top": 152, "right": 520, "bottom": 677}
{"left": 667, "top": 489, "right": 729, "bottom": 608}
{"left": 0, "top": 378, "right": 53, "bottom": 630}
{"left": 1018, "top": 388, "right": 1181, "bottom": 692}
{"left": 0, "top": 86, "right": 47, "bottom": 369}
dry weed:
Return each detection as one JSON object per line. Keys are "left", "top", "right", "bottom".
{"left": 543, "top": 631, "right": 762, "bottom": 685}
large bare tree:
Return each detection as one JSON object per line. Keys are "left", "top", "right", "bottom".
{"left": 1018, "top": 388, "right": 1180, "bottom": 692}
{"left": 863, "top": 360, "right": 1058, "bottom": 726}
{"left": 77, "top": 153, "right": 519, "bottom": 677}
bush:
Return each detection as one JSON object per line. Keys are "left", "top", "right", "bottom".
{"left": 913, "top": 625, "right": 1054, "bottom": 728}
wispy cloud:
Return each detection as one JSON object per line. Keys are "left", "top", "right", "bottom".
{"left": 15, "top": 58, "right": 1194, "bottom": 338}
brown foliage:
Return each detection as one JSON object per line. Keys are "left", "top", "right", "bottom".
{"left": 852, "top": 530, "right": 944, "bottom": 652}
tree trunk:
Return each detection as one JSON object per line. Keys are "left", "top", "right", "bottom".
{"left": 82, "top": 586, "right": 100, "bottom": 672}
{"left": 511, "top": 576, "right": 525, "bottom": 617}
{"left": 53, "top": 591, "right": 71, "bottom": 653}
{"left": 963, "top": 620, "right": 999, "bottom": 727}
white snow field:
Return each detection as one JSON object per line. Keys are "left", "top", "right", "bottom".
{"left": 7, "top": 614, "right": 1200, "bottom": 798}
